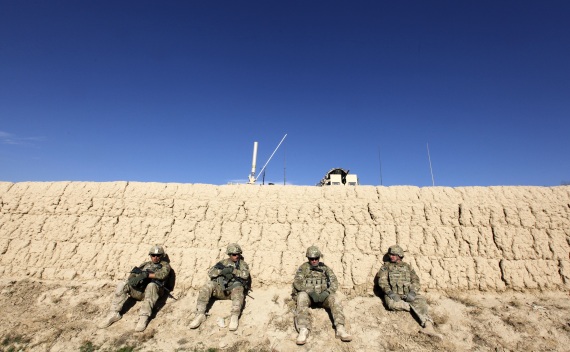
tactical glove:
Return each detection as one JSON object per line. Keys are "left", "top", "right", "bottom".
{"left": 214, "top": 262, "right": 226, "bottom": 270}
{"left": 220, "top": 267, "right": 234, "bottom": 275}
{"left": 220, "top": 267, "right": 234, "bottom": 280}
{"left": 318, "top": 290, "right": 330, "bottom": 302}
{"left": 308, "top": 291, "right": 320, "bottom": 302}
{"left": 405, "top": 290, "right": 416, "bottom": 302}
{"left": 386, "top": 291, "right": 400, "bottom": 302}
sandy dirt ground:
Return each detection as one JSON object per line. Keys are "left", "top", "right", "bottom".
{"left": 1, "top": 278, "right": 570, "bottom": 352}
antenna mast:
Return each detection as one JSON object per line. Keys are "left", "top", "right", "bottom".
{"left": 427, "top": 142, "right": 435, "bottom": 186}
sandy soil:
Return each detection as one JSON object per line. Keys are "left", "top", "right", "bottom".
{"left": 2, "top": 278, "right": 569, "bottom": 352}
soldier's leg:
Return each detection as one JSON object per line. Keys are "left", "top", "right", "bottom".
{"left": 323, "top": 293, "right": 352, "bottom": 342}
{"left": 408, "top": 295, "right": 429, "bottom": 325}
{"left": 99, "top": 281, "right": 130, "bottom": 329}
{"left": 295, "top": 292, "right": 312, "bottom": 331}
{"left": 385, "top": 294, "right": 411, "bottom": 312}
{"left": 228, "top": 286, "right": 245, "bottom": 331}
{"left": 229, "top": 286, "right": 245, "bottom": 316}
{"left": 139, "top": 282, "right": 160, "bottom": 317}
{"left": 322, "top": 293, "right": 345, "bottom": 326}
{"left": 295, "top": 292, "right": 312, "bottom": 345}
{"left": 189, "top": 281, "right": 216, "bottom": 329}
{"left": 196, "top": 281, "right": 217, "bottom": 314}
{"left": 135, "top": 283, "right": 159, "bottom": 332}
{"left": 110, "top": 281, "right": 131, "bottom": 313}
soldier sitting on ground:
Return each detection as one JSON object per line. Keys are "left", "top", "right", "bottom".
{"left": 99, "top": 245, "right": 172, "bottom": 332}
{"left": 292, "top": 245, "right": 352, "bottom": 345}
{"left": 377, "top": 244, "right": 442, "bottom": 339}
{"left": 189, "top": 243, "right": 250, "bottom": 331}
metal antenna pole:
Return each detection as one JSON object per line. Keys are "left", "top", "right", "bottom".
{"left": 256, "top": 134, "right": 287, "bottom": 181}
{"left": 283, "top": 140, "right": 286, "bottom": 185}
{"left": 378, "top": 146, "right": 383, "bottom": 186}
{"left": 427, "top": 142, "right": 435, "bottom": 186}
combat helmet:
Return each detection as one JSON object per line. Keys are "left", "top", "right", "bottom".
{"left": 306, "top": 246, "right": 322, "bottom": 258}
{"left": 149, "top": 245, "right": 165, "bottom": 256}
{"left": 226, "top": 243, "right": 242, "bottom": 255}
{"left": 388, "top": 245, "right": 404, "bottom": 258}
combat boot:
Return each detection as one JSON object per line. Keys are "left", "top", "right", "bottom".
{"left": 420, "top": 320, "right": 442, "bottom": 340}
{"left": 229, "top": 315, "right": 239, "bottom": 331}
{"left": 336, "top": 324, "right": 353, "bottom": 342}
{"left": 99, "top": 312, "right": 121, "bottom": 329}
{"left": 134, "top": 315, "right": 149, "bottom": 332}
{"left": 296, "top": 328, "right": 309, "bottom": 345}
{"left": 189, "top": 313, "right": 206, "bottom": 329}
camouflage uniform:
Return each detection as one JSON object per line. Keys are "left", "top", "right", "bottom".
{"left": 377, "top": 260, "right": 430, "bottom": 325}
{"left": 292, "top": 262, "right": 346, "bottom": 330}
{"left": 195, "top": 257, "right": 250, "bottom": 316}
{"left": 110, "top": 259, "right": 172, "bottom": 318}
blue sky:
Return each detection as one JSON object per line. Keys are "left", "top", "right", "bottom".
{"left": 1, "top": 1, "right": 569, "bottom": 186}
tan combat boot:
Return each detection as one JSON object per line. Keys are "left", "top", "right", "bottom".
{"left": 189, "top": 313, "right": 206, "bottom": 329}
{"left": 229, "top": 315, "right": 239, "bottom": 331}
{"left": 420, "top": 320, "right": 442, "bottom": 340}
{"left": 336, "top": 324, "right": 353, "bottom": 342}
{"left": 296, "top": 328, "right": 309, "bottom": 345}
{"left": 99, "top": 312, "right": 121, "bottom": 329}
{"left": 134, "top": 315, "right": 149, "bottom": 332}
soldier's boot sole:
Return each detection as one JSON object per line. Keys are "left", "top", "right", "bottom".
{"left": 98, "top": 312, "right": 122, "bottom": 329}
{"left": 134, "top": 316, "right": 149, "bottom": 332}
{"left": 296, "top": 328, "right": 309, "bottom": 345}
{"left": 189, "top": 313, "right": 206, "bottom": 329}
{"left": 228, "top": 315, "right": 239, "bottom": 331}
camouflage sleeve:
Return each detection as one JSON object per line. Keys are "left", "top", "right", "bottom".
{"left": 378, "top": 264, "right": 391, "bottom": 293}
{"left": 325, "top": 265, "right": 339, "bottom": 293}
{"left": 153, "top": 261, "right": 171, "bottom": 281}
{"left": 293, "top": 265, "right": 307, "bottom": 292}
{"left": 409, "top": 265, "right": 421, "bottom": 291}
{"left": 208, "top": 261, "right": 225, "bottom": 279}
{"left": 234, "top": 260, "right": 250, "bottom": 280}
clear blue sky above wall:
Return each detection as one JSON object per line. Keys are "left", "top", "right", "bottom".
{"left": 1, "top": 1, "right": 569, "bottom": 186}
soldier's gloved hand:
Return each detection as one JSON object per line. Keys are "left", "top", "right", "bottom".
{"left": 318, "top": 290, "right": 330, "bottom": 302}
{"left": 386, "top": 291, "right": 400, "bottom": 302}
{"left": 307, "top": 291, "right": 320, "bottom": 302}
{"left": 405, "top": 290, "right": 416, "bottom": 302}
{"left": 220, "top": 267, "right": 234, "bottom": 275}
{"left": 220, "top": 267, "right": 234, "bottom": 280}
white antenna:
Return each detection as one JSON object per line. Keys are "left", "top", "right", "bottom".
{"left": 427, "top": 142, "right": 435, "bottom": 186}
{"left": 248, "top": 141, "right": 258, "bottom": 184}
{"left": 256, "top": 134, "right": 287, "bottom": 182}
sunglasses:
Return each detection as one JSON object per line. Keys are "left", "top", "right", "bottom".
{"left": 150, "top": 254, "right": 162, "bottom": 257}
{"left": 308, "top": 257, "right": 320, "bottom": 261}
{"left": 229, "top": 253, "right": 240, "bottom": 256}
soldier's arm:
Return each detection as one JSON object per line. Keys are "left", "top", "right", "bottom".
{"left": 378, "top": 265, "right": 391, "bottom": 293}
{"left": 325, "top": 266, "right": 339, "bottom": 293}
{"left": 409, "top": 265, "right": 421, "bottom": 291}
{"left": 293, "top": 265, "right": 307, "bottom": 291}
{"left": 208, "top": 261, "right": 226, "bottom": 278}
{"left": 150, "top": 262, "right": 171, "bottom": 280}
{"left": 234, "top": 261, "right": 250, "bottom": 280}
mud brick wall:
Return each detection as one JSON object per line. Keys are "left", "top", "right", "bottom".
{"left": 1, "top": 182, "right": 569, "bottom": 293}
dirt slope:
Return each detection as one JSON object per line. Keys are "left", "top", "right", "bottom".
{"left": 1, "top": 182, "right": 569, "bottom": 351}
